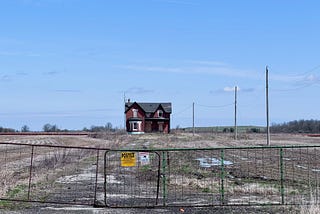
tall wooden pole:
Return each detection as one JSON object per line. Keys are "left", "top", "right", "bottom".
{"left": 234, "top": 86, "right": 238, "bottom": 140}
{"left": 266, "top": 66, "right": 270, "bottom": 146}
{"left": 193, "top": 102, "right": 195, "bottom": 136}
{"left": 124, "top": 92, "right": 126, "bottom": 131}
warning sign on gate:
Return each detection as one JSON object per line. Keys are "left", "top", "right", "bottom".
{"left": 139, "top": 152, "right": 150, "bottom": 166}
{"left": 121, "top": 152, "right": 136, "bottom": 167}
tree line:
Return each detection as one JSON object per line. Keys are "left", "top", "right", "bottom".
{"left": 2, "top": 119, "right": 320, "bottom": 133}
{"left": 271, "top": 119, "right": 320, "bottom": 133}
{"left": 0, "top": 122, "right": 117, "bottom": 133}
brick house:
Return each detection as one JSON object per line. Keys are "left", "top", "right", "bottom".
{"left": 125, "top": 101, "right": 172, "bottom": 134}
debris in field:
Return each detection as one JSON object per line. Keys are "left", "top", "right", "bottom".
{"left": 296, "top": 165, "right": 308, "bottom": 170}
{"left": 195, "top": 157, "right": 233, "bottom": 168}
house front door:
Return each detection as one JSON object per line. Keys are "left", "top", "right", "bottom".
{"left": 145, "top": 122, "right": 152, "bottom": 132}
{"left": 158, "top": 122, "right": 164, "bottom": 132}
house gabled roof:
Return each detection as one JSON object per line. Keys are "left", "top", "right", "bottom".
{"left": 125, "top": 102, "right": 172, "bottom": 113}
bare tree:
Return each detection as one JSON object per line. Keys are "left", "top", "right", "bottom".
{"left": 21, "top": 125, "right": 30, "bottom": 132}
{"left": 43, "top": 123, "right": 59, "bottom": 132}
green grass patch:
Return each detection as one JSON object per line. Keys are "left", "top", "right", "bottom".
{"left": 0, "top": 184, "right": 31, "bottom": 210}
{"left": 7, "top": 184, "right": 28, "bottom": 199}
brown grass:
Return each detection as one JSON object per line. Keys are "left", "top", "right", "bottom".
{"left": 300, "top": 191, "right": 320, "bottom": 214}
{"left": 1, "top": 132, "right": 320, "bottom": 209}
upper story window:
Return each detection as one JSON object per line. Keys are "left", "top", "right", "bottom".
{"left": 158, "top": 110, "right": 163, "bottom": 118}
{"left": 132, "top": 109, "right": 138, "bottom": 117}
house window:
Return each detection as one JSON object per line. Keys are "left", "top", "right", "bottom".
{"left": 132, "top": 109, "right": 138, "bottom": 117}
{"left": 129, "top": 121, "right": 141, "bottom": 131}
{"left": 158, "top": 110, "right": 163, "bottom": 118}
{"left": 133, "top": 122, "right": 138, "bottom": 130}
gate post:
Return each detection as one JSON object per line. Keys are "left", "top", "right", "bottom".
{"left": 27, "top": 146, "right": 34, "bottom": 201}
{"left": 103, "top": 150, "right": 108, "bottom": 207}
{"left": 162, "top": 151, "right": 167, "bottom": 206}
{"left": 220, "top": 149, "right": 225, "bottom": 205}
{"left": 280, "top": 148, "right": 285, "bottom": 205}
{"left": 94, "top": 149, "right": 100, "bottom": 206}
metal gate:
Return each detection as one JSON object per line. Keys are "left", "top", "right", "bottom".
{"left": 104, "top": 150, "right": 161, "bottom": 208}
{"left": 2, "top": 143, "right": 320, "bottom": 210}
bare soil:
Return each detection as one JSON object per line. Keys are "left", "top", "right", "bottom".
{"left": 0, "top": 132, "right": 319, "bottom": 213}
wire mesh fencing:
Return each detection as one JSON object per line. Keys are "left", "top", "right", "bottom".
{"left": 104, "top": 146, "right": 320, "bottom": 208}
{"left": 104, "top": 150, "right": 161, "bottom": 207}
{"left": 1, "top": 142, "right": 320, "bottom": 210}
{"left": 0, "top": 142, "right": 105, "bottom": 206}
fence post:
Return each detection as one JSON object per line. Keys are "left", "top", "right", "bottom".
{"left": 27, "top": 146, "right": 34, "bottom": 201}
{"left": 280, "top": 148, "right": 285, "bottom": 205}
{"left": 162, "top": 151, "right": 167, "bottom": 206}
{"left": 94, "top": 149, "right": 100, "bottom": 206}
{"left": 103, "top": 151, "right": 108, "bottom": 206}
{"left": 220, "top": 149, "right": 225, "bottom": 205}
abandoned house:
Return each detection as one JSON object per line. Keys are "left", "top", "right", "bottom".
{"left": 125, "top": 101, "right": 172, "bottom": 134}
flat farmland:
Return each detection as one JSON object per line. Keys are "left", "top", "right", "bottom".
{"left": 1, "top": 132, "right": 319, "bottom": 149}
{"left": 0, "top": 132, "right": 320, "bottom": 213}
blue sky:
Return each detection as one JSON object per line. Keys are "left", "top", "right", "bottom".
{"left": 0, "top": 0, "right": 320, "bottom": 131}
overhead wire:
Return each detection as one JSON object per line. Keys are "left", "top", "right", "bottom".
{"left": 270, "top": 64, "right": 320, "bottom": 92}
{"left": 174, "top": 104, "right": 193, "bottom": 116}
{"left": 196, "top": 103, "right": 234, "bottom": 108}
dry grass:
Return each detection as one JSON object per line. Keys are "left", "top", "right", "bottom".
{"left": 1, "top": 132, "right": 319, "bottom": 149}
{"left": 0, "top": 170, "right": 13, "bottom": 196}
{"left": 1, "top": 132, "right": 320, "bottom": 210}
{"left": 229, "top": 183, "right": 279, "bottom": 195}
{"left": 300, "top": 204, "right": 320, "bottom": 214}
{"left": 300, "top": 192, "right": 320, "bottom": 214}
{"left": 168, "top": 174, "right": 220, "bottom": 191}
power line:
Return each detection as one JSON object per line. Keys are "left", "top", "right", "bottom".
{"left": 269, "top": 64, "right": 320, "bottom": 92}
{"left": 174, "top": 104, "right": 193, "bottom": 116}
{"left": 290, "top": 64, "right": 320, "bottom": 77}
{"left": 196, "top": 103, "right": 234, "bottom": 108}
{"left": 269, "top": 64, "right": 320, "bottom": 78}
{"left": 271, "top": 83, "right": 314, "bottom": 92}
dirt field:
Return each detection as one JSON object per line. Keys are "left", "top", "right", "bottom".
{"left": 1, "top": 131, "right": 318, "bottom": 149}
{"left": 0, "top": 132, "right": 319, "bottom": 213}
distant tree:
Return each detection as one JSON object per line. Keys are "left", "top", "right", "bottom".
{"left": 43, "top": 123, "right": 59, "bottom": 132}
{"left": 21, "top": 125, "right": 30, "bottom": 132}
{"left": 43, "top": 124, "right": 52, "bottom": 132}
{"left": 247, "top": 127, "right": 261, "bottom": 133}
{"left": 90, "top": 125, "right": 102, "bottom": 132}
{"left": 105, "top": 122, "right": 113, "bottom": 131}
{"left": 271, "top": 119, "right": 320, "bottom": 133}
{"left": 87, "top": 122, "right": 115, "bottom": 132}
{"left": 0, "top": 126, "right": 16, "bottom": 133}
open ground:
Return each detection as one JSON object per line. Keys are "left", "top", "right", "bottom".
{"left": 0, "top": 132, "right": 320, "bottom": 213}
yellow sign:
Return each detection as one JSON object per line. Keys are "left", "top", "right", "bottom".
{"left": 121, "top": 152, "right": 136, "bottom": 167}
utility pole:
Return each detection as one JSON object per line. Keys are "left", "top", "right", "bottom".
{"left": 124, "top": 92, "right": 126, "bottom": 131}
{"left": 266, "top": 66, "right": 270, "bottom": 146}
{"left": 234, "top": 86, "right": 238, "bottom": 140}
{"left": 193, "top": 102, "right": 195, "bottom": 136}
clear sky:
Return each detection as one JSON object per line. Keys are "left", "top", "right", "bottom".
{"left": 1, "top": 0, "right": 320, "bottom": 131}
